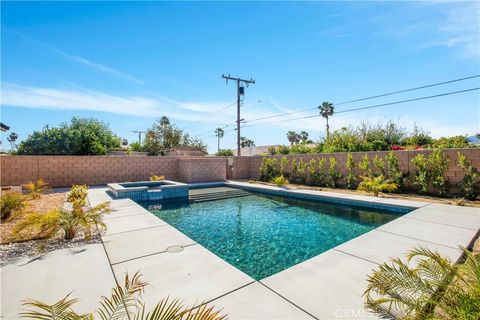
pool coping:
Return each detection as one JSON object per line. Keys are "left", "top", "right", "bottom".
{"left": 88, "top": 181, "right": 480, "bottom": 319}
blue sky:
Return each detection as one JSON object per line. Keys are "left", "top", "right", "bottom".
{"left": 1, "top": 1, "right": 479, "bottom": 153}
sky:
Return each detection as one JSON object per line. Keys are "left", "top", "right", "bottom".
{"left": 1, "top": 1, "right": 479, "bottom": 153}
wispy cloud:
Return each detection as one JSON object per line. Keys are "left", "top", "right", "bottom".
{"left": 0, "top": 83, "right": 235, "bottom": 122}
{"left": 18, "top": 33, "right": 144, "bottom": 84}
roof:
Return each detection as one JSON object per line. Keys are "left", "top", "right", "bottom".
{"left": 0, "top": 123, "right": 10, "bottom": 132}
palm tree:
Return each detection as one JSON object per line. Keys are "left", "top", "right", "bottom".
{"left": 299, "top": 131, "right": 309, "bottom": 144}
{"left": 7, "top": 132, "right": 18, "bottom": 150}
{"left": 159, "top": 116, "right": 170, "bottom": 128}
{"left": 318, "top": 101, "right": 334, "bottom": 139}
{"left": 215, "top": 128, "right": 224, "bottom": 153}
{"left": 240, "top": 137, "right": 255, "bottom": 148}
{"left": 287, "top": 131, "right": 298, "bottom": 145}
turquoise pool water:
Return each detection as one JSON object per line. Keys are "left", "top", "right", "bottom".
{"left": 143, "top": 193, "right": 403, "bottom": 280}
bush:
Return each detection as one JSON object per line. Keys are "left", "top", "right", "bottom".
{"left": 358, "top": 175, "right": 397, "bottom": 197}
{"left": 432, "top": 135, "right": 471, "bottom": 149}
{"left": 345, "top": 153, "right": 357, "bottom": 189}
{"left": 298, "top": 159, "right": 308, "bottom": 184}
{"left": 429, "top": 149, "right": 449, "bottom": 196}
{"left": 216, "top": 149, "right": 234, "bottom": 156}
{"left": 308, "top": 159, "right": 317, "bottom": 186}
{"left": 0, "top": 192, "right": 26, "bottom": 220}
{"left": 411, "top": 154, "right": 429, "bottom": 194}
{"left": 279, "top": 156, "right": 289, "bottom": 177}
{"left": 457, "top": 152, "right": 480, "bottom": 200}
{"left": 386, "top": 151, "right": 404, "bottom": 189}
{"left": 317, "top": 157, "right": 327, "bottom": 187}
{"left": 258, "top": 157, "right": 279, "bottom": 182}
{"left": 327, "top": 157, "right": 342, "bottom": 187}
{"left": 290, "top": 159, "right": 300, "bottom": 184}
{"left": 23, "top": 179, "right": 50, "bottom": 199}
{"left": 372, "top": 155, "right": 385, "bottom": 177}
{"left": 290, "top": 144, "right": 315, "bottom": 154}
{"left": 277, "top": 145, "right": 290, "bottom": 154}
{"left": 272, "top": 175, "right": 289, "bottom": 187}
{"left": 359, "top": 154, "right": 371, "bottom": 177}
{"left": 67, "top": 184, "right": 88, "bottom": 210}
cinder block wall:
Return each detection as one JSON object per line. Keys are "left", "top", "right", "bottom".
{"left": 178, "top": 157, "right": 227, "bottom": 183}
{"left": 232, "top": 148, "right": 480, "bottom": 185}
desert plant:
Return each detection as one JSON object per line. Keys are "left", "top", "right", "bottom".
{"left": 298, "top": 159, "right": 308, "bottom": 184}
{"left": 411, "top": 153, "right": 429, "bottom": 194}
{"left": 457, "top": 152, "right": 480, "bottom": 200}
{"left": 277, "top": 145, "right": 290, "bottom": 154}
{"left": 326, "top": 157, "right": 342, "bottom": 188}
{"left": 453, "top": 197, "right": 468, "bottom": 206}
{"left": 67, "top": 185, "right": 88, "bottom": 210}
{"left": 358, "top": 175, "right": 397, "bottom": 197}
{"left": 279, "top": 156, "right": 289, "bottom": 177}
{"left": 386, "top": 151, "right": 404, "bottom": 188}
{"left": 345, "top": 153, "right": 357, "bottom": 189}
{"left": 308, "top": 159, "right": 317, "bottom": 185}
{"left": 14, "top": 201, "right": 111, "bottom": 241}
{"left": 20, "top": 272, "right": 226, "bottom": 320}
{"left": 267, "top": 146, "right": 277, "bottom": 155}
{"left": 364, "top": 246, "right": 480, "bottom": 320}
{"left": 0, "top": 191, "right": 27, "bottom": 220}
{"left": 428, "top": 149, "right": 449, "bottom": 196}
{"left": 372, "top": 154, "right": 385, "bottom": 177}
{"left": 359, "top": 154, "right": 371, "bottom": 177}
{"left": 317, "top": 157, "right": 327, "bottom": 187}
{"left": 150, "top": 175, "right": 166, "bottom": 181}
{"left": 258, "top": 157, "right": 279, "bottom": 182}
{"left": 23, "top": 179, "right": 50, "bottom": 199}
{"left": 272, "top": 175, "right": 289, "bottom": 187}
{"left": 290, "top": 159, "right": 300, "bottom": 184}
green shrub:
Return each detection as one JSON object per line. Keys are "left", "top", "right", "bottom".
{"left": 428, "top": 149, "right": 449, "bottom": 196}
{"left": 386, "top": 151, "right": 404, "bottom": 188}
{"left": 457, "top": 152, "right": 480, "bottom": 200}
{"left": 432, "top": 135, "right": 471, "bottom": 149}
{"left": 0, "top": 192, "right": 26, "bottom": 220}
{"left": 327, "top": 157, "right": 342, "bottom": 188}
{"left": 359, "top": 154, "right": 370, "bottom": 177}
{"left": 308, "top": 159, "right": 317, "bottom": 186}
{"left": 411, "top": 154, "right": 429, "bottom": 194}
{"left": 23, "top": 179, "right": 50, "bottom": 199}
{"left": 216, "top": 149, "right": 234, "bottom": 156}
{"left": 149, "top": 174, "right": 166, "bottom": 181}
{"left": 67, "top": 184, "right": 89, "bottom": 211}
{"left": 317, "top": 157, "right": 327, "bottom": 187}
{"left": 258, "top": 157, "right": 279, "bottom": 182}
{"left": 267, "top": 146, "right": 277, "bottom": 155}
{"left": 279, "top": 156, "right": 289, "bottom": 177}
{"left": 290, "top": 159, "right": 300, "bottom": 184}
{"left": 345, "top": 153, "right": 357, "bottom": 189}
{"left": 358, "top": 175, "right": 397, "bottom": 197}
{"left": 272, "top": 175, "right": 289, "bottom": 187}
{"left": 298, "top": 159, "right": 308, "bottom": 184}
{"left": 290, "top": 144, "right": 315, "bottom": 154}
{"left": 372, "top": 155, "right": 385, "bottom": 177}
{"left": 277, "top": 145, "right": 290, "bottom": 154}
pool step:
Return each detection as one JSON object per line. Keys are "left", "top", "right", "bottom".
{"left": 189, "top": 189, "right": 252, "bottom": 203}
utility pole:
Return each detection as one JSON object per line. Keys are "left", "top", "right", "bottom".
{"left": 222, "top": 74, "right": 255, "bottom": 156}
{"left": 132, "top": 131, "right": 147, "bottom": 144}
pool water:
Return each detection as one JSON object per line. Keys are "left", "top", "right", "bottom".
{"left": 142, "top": 193, "right": 403, "bottom": 280}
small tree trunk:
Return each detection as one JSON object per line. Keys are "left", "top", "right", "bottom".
{"left": 326, "top": 118, "right": 330, "bottom": 140}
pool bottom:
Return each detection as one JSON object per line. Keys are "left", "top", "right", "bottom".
{"left": 141, "top": 193, "right": 404, "bottom": 280}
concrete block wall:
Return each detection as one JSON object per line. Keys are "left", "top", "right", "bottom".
{"left": 177, "top": 157, "right": 227, "bottom": 183}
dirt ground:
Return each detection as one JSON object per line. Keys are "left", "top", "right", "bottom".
{"left": 239, "top": 180, "right": 480, "bottom": 207}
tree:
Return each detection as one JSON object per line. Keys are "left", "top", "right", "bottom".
{"left": 215, "top": 128, "right": 225, "bottom": 153}
{"left": 318, "top": 101, "right": 334, "bottom": 140}
{"left": 240, "top": 136, "right": 255, "bottom": 148}
{"left": 7, "top": 132, "right": 18, "bottom": 150}
{"left": 287, "top": 131, "right": 299, "bottom": 145}
{"left": 299, "top": 131, "right": 309, "bottom": 144}
{"left": 17, "top": 117, "right": 121, "bottom": 155}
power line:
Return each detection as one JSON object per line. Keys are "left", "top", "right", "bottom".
{"left": 182, "top": 101, "right": 236, "bottom": 133}
{"left": 244, "top": 74, "right": 480, "bottom": 124}
{"left": 241, "top": 87, "right": 479, "bottom": 129}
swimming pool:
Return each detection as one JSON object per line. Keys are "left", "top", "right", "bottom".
{"left": 141, "top": 191, "right": 406, "bottom": 280}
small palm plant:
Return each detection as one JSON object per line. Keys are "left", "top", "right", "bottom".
{"left": 364, "top": 246, "right": 480, "bottom": 320}
{"left": 358, "top": 175, "right": 397, "bottom": 197}
{"left": 20, "top": 272, "right": 226, "bottom": 320}
{"left": 0, "top": 191, "right": 27, "bottom": 220}
{"left": 23, "top": 179, "right": 50, "bottom": 199}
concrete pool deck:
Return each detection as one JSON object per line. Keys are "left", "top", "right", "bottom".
{"left": 2, "top": 182, "right": 479, "bottom": 319}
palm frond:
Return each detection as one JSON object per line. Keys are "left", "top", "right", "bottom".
{"left": 19, "top": 293, "right": 92, "bottom": 320}
{"left": 181, "top": 303, "right": 226, "bottom": 320}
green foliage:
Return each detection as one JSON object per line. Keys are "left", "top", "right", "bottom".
{"left": 150, "top": 175, "right": 166, "bottom": 181}
{"left": 359, "top": 154, "right": 371, "bottom": 177}
{"left": 308, "top": 159, "right": 317, "bottom": 186}
{"left": 129, "top": 142, "right": 144, "bottom": 152}
{"left": 345, "top": 153, "right": 357, "bottom": 189}
{"left": 216, "top": 149, "right": 234, "bottom": 156}
{"left": 277, "top": 145, "right": 290, "bottom": 154}
{"left": 272, "top": 175, "right": 289, "bottom": 187}
{"left": 429, "top": 149, "right": 449, "bottom": 196}
{"left": 23, "top": 179, "right": 50, "bottom": 199}
{"left": 290, "top": 144, "right": 315, "bottom": 154}
{"left": 327, "top": 157, "right": 342, "bottom": 187}
{"left": 364, "top": 246, "right": 480, "bottom": 320}
{"left": 290, "top": 159, "right": 300, "bottom": 184}
{"left": 17, "top": 117, "right": 121, "bottom": 155}
{"left": 372, "top": 155, "right": 385, "bottom": 177}
{"left": 411, "top": 154, "right": 430, "bottom": 194}
{"left": 386, "top": 151, "right": 405, "bottom": 188}
{"left": 457, "top": 152, "right": 480, "bottom": 200}
{"left": 279, "top": 156, "right": 289, "bottom": 177}
{"left": 432, "top": 135, "right": 471, "bottom": 149}
{"left": 258, "top": 157, "right": 279, "bottom": 182}
{"left": 316, "top": 157, "right": 327, "bottom": 187}
{"left": 67, "top": 185, "right": 88, "bottom": 211}
{"left": 401, "top": 125, "right": 434, "bottom": 147}
{"left": 143, "top": 117, "right": 207, "bottom": 155}
{"left": 358, "top": 175, "right": 398, "bottom": 197}
{"left": 20, "top": 272, "right": 226, "bottom": 320}
{"left": 267, "top": 146, "right": 277, "bottom": 155}
{"left": 240, "top": 136, "right": 255, "bottom": 148}
{"left": 0, "top": 191, "right": 26, "bottom": 220}
{"left": 298, "top": 159, "right": 308, "bottom": 184}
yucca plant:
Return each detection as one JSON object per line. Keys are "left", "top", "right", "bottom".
{"left": 358, "top": 175, "right": 397, "bottom": 197}
{"left": 364, "top": 246, "right": 480, "bottom": 320}
{"left": 13, "top": 202, "right": 111, "bottom": 240}
{"left": 0, "top": 191, "right": 27, "bottom": 220}
{"left": 20, "top": 272, "right": 226, "bottom": 320}
{"left": 23, "top": 179, "right": 50, "bottom": 199}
